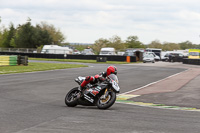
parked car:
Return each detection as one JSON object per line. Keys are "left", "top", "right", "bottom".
{"left": 143, "top": 54, "right": 155, "bottom": 63}
{"left": 167, "top": 53, "right": 184, "bottom": 62}
{"left": 81, "top": 48, "right": 95, "bottom": 55}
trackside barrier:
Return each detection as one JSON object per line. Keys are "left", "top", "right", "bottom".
{"left": 0, "top": 55, "right": 28, "bottom": 66}
{"left": 0, "top": 52, "right": 137, "bottom": 62}
{"left": 183, "top": 58, "right": 200, "bottom": 65}
{"left": 18, "top": 55, "right": 28, "bottom": 66}
{"left": 0, "top": 55, "right": 18, "bottom": 66}
{"left": 96, "top": 57, "right": 107, "bottom": 62}
{"left": 126, "top": 56, "right": 130, "bottom": 63}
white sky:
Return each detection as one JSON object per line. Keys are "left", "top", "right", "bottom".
{"left": 1, "top": 0, "right": 200, "bottom": 44}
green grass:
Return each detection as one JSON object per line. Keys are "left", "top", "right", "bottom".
{"left": 0, "top": 62, "right": 87, "bottom": 74}
{"left": 29, "top": 58, "right": 131, "bottom": 64}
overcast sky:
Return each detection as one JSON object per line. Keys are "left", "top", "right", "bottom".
{"left": 1, "top": 0, "right": 200, "bottom": 44}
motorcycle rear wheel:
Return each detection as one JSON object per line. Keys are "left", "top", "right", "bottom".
{"left": 65, "top": 87, "right": 79, "bottom": 107}
{"left": 96, "top": 91, "right": 116, "bottom": 109}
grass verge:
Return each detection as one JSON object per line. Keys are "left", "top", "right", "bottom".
{"left": 0, "top": 62, "right": 87, "bottom": 74}
{"left": 29, "top": 58, "right": 133, "bottom": 64}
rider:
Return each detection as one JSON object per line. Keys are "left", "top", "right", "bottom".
{"left": 79, "top": 66, "right": 117, "bottom": 91}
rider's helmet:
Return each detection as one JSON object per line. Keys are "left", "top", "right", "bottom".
{"left": 106, "top": 66, "right": 117, "bottom": 76}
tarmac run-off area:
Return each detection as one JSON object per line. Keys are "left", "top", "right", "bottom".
{"left": 117, "top": 62, "right": 200, "bottom": 111}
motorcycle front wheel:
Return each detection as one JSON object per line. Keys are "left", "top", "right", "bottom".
{"left": 65, "top": 87, "right": 80, "bottom": 107}
{"left": 96, "top": 91, "right": 116, "bottom": 109}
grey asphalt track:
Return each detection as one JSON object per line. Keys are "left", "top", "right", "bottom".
{"left": 0, "top": 61, "right": 200, "bottom": 133}
{"left": 129, "top": 62, "right": 200, "bottom": 109}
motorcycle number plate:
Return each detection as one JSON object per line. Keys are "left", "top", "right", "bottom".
{"left": 112, "top": 80, "right": 120, "bottom": 92}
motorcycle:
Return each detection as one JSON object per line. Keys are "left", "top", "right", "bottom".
{"left": 65, "top": 74, "right": 120, "bottom": 109}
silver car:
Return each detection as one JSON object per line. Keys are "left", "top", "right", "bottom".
{"left": 143, "top": 54, "right": 155, "bottom": 63}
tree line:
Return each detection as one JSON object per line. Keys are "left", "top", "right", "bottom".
{"left": 1, "top": 18, "right": 200, "bottom": 54}
{"left": 0, "top": 18, "right": 65, "bottom": 50}
{"left": 75, "top": 36, "right": 200, "bottom": 54}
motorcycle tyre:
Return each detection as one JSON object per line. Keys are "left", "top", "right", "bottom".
{"left": 96, "top": 91, "right": 116, "bottom": 109}
{"left": 65, "top": 87, "right": 79, "bottom": 107}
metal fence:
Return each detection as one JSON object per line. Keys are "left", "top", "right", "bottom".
{"left": 0, "top": 48, "right": 38, "bottom": 53}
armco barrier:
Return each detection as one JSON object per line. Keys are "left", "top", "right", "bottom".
{"left": 0, "top": 52, "right": 136, "bottom": 62}
{"left": 183, "top": 58, "right": 200, "bottom": 65}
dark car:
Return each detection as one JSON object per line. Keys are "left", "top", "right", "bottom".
{"left": 167, "top": 53, "right": 184, "bottom": 62}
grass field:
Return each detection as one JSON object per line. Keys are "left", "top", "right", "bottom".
{"left": 0, "top": 62, "right": 87, "bottom": 74}
{"left": 29, "top": 58, "right": 130, "bottom": 64}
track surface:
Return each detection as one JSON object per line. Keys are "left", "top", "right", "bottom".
{"left": 1, "top": 62, "right": 200, "bottom": 133}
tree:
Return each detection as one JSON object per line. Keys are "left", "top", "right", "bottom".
{"left": 1, "top": 23, "right": 16, "bottom": 48}
{"left": 14, "top": 20, "right": 52, "bottom": 48}
{"left": 179, "top": 41, "right": 194, "bottom": 50}
{"left": 125, "top": 36, "right": 144, "bottom": 48}
{"left": 148, "top": 40, "right": 163, "bottom": 49}
{"left": 0, "top": 18, "right": 57, "bottom": 48}
{"left": 0, "top": 32, "right": 2, "bottom": 47}
{"left": 108, "top": 35, "right": 125, "bottom": 51}
{"left": 10, "top": 38, "right": 16, "bottom": 48}
{"left": 92, "top": 38, "right": 109, "bottom": 54}
{"left": 163, "top": 42, "right": 180, "bottom": 51}
{"left": 14, "top": 21, "right": 35, "bottom": 48}
{"left": 0, "top": 17, "right": 2, "bottom": 47}
{"left": 34, "top": 25, "right": 52, "bottom": 48}
{"left": 38, "top": 21, "right": 65, "bottom": 45}
{"left": 72, "top": 44, "right": 89, "bottom": 52}
{"left": 0, "top": 27, "right": 9, "bottom": 48}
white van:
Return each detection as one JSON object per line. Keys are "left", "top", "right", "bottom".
{"left": 143, "top": 52, "right": 160, "bottom": 61}
{"left": 41, "top": 45, "right": 73, "bottom": 54}
{"left": 99, "top": 47, "right": 116, "bottom": 55}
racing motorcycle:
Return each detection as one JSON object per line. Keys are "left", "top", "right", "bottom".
{"left": 65, "top": 74, "right": 120, "bottom": 109}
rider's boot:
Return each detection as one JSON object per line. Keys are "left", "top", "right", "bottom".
{"left": 78, "top": 86, "right": 85, "bottom": 98}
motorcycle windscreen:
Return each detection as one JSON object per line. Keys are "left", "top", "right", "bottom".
{"left": 108, "top": 74, "right": 119, "bottom": 83}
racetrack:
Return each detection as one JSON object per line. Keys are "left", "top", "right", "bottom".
{"left": 1, "top": 62, "right": 200, "bottom": 133}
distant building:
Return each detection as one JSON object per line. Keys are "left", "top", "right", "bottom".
{"left": 124, "top": 48, "right": 144, "bottom": 61}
